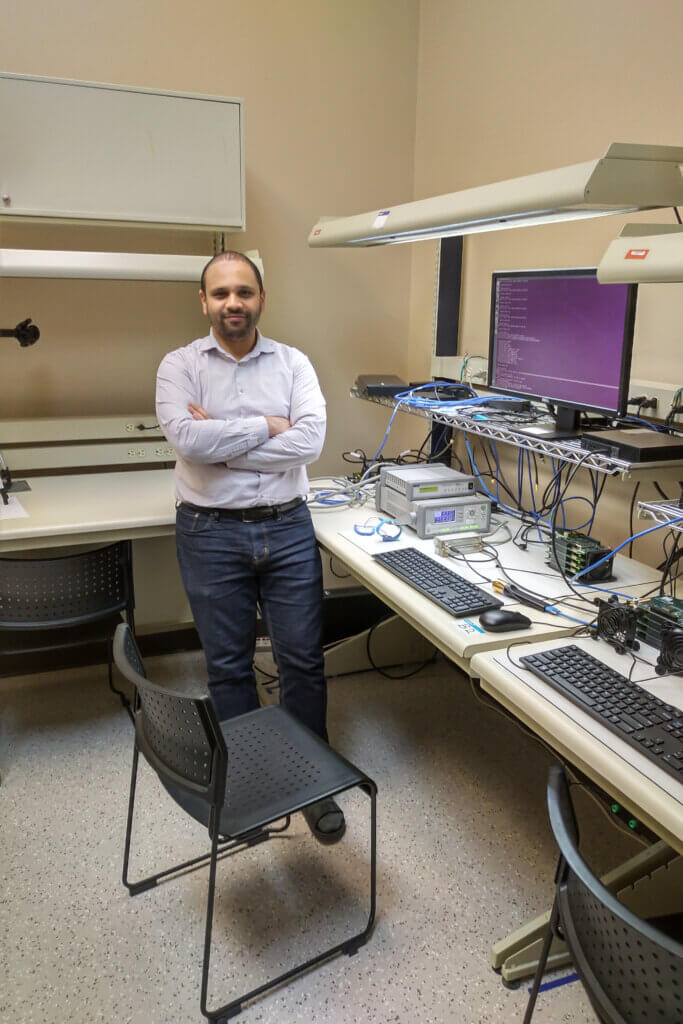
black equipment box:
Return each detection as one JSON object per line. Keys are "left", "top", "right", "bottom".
{"left": 546, "top": 530, "right": 614, "bottom": 583}
{"left": 581, "top": 429, "right": 683, "bottom": 462}
{"left": 484, "top": 398, "right": 532, "bottom": 412}
{"left": 355, "top": 374, "right": 408, "bottom": 397}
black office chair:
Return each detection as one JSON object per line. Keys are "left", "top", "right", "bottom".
{"left": 523, "top": 765, "right": 683, "bottom": 1024}
{"left": 0, "top": 540, "right": 135, "bottom": 714}
{"left": 113, "top": 622, "right": 377, "bottom": 1023}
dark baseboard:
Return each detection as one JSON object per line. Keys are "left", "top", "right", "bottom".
{"left": 0, "top": 627, "right": 203, "bottom": 679}
{"left": 1, "top": 587, "right": 390, "bottom": 679}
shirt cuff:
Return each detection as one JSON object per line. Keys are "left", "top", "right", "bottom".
{"left": 223, "top": 416, "right": 269, "bottom": 459}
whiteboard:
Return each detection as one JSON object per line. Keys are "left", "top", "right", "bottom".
{"left": 0, "top": 73, "right": 244, "bottom": 230}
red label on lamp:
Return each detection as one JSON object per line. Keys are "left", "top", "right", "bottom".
{"left": 625, "top": 248, "right": 649, "bottom": 259}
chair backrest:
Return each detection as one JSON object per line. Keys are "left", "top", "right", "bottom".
{"left": 547, "top": 765, "right": 683, "bottom": 1024}
{"left": 113, "top": 623, "right": 227, "bottom": 809}
{"left": 0, "top": 540, "right": 134, "bottom": 629}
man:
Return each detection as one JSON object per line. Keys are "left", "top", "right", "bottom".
{"left": 156, "top": 251, "right": 344, "bottom": 844}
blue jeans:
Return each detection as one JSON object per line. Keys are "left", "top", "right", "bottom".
{"left": 175, "top": 501, "right": 327, "bottom": 739}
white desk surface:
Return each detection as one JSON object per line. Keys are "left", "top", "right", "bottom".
{"left": 313, "top": 504, "right": 662, "bottom": 670}
{"left": 471, "top": 636, "right": 683, "bottom": 854}
{"left": 0, "top": 469, "right": 176, "bottom": 551}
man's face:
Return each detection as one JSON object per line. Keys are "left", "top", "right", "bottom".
{"left": 200, "top": 259, "right": 265, "bottom": 344}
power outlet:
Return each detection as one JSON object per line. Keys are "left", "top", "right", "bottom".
{"left": 629, "top": 379, "right": 682, "bottom": 422}
{"left": 154, "top": 445, "right": 175, "bottom": 458}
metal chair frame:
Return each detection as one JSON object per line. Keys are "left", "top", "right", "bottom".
{"left": 523, "top": 764, "right": 683, "bottom": 1024}
{"left": 113, "top": 624, "right": 377, "bottom": 1023}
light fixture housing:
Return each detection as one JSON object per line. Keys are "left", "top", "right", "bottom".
{"left": 597, "top": 224, "right": 683, "bottom": 283}
{"left": 0, "top": 248, "right": 264, "bottom": 282}
{"left": 0, "top": 249, "right": 208, "bottom": 281}
{"left": 308, "top": 143, "right": 683, "bottom": 247}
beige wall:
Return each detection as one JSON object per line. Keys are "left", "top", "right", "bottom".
{"left": 0, "top": 0, "right": 426, "bottom": 467}
{"left": 2, "top": 0, "right": 682, "bottom": 578}
{"left": 409, "top": 0, "right": 683, "bottom": 567}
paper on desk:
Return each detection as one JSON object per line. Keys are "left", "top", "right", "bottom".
{"left": 0, "top": 495, "right": 28, "bottom": 520}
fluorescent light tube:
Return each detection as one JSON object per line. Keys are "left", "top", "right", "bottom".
{"left": 0, "top": 249, "right": 208, "bottom": 281}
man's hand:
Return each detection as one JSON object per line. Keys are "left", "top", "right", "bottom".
{"left": 189, "top": 403, "right": 290, "bottom": 438}
{"left": 188, "top": 402, "right": 210, "bottom": 420}
{"left": 266, "top": 416, "right": 291, "bottom": 437}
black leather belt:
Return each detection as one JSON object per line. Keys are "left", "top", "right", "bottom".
{"left": 179, "top": 495, "right": 305, "bottom": 523}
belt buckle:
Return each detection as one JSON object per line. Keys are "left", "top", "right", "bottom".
{"left": 242, "top": 507, "right": 270, "bottom": 523}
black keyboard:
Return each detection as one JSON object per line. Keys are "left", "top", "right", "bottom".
{"left": 373, "top": 546, "right": 502, "bottom": 617}
{"left": 520, "top": 645, "right": 683, "bottom": 785}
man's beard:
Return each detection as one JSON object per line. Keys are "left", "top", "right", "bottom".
{"left": 213, "top": 308, "right": 260, "bottom": 342}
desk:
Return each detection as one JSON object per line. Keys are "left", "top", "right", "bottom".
{"left": 0, "top": 469, "right": 176, "bottom": 553}
{"left": 313, "top": 504, "right": 661, "bottom": 673}
{"left": 471, "top": 637, "right": 683, "bottom": 854}
{"left": 313, "top": 502, "right": 682, "bottom": 984}
{"left": 0, "top": 470, "right": 184, "bottom": 631}
{"left": 471, "top": 635, "right": 683, "bottom": 982}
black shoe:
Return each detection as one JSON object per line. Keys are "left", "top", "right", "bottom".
{"left": 302, "top": 798, "right": 346, "bottom": 845}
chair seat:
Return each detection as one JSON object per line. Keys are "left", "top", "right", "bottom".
{"left": 161, "top": 704, "right": 368, "bottom": 839}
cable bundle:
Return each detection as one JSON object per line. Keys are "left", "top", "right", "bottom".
{"left": 595, "top": 600, "right": 639, "bottom": 654}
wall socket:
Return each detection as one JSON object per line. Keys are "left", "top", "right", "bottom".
{"left": 125, "top": 421, "right": 161, "bottom": 433}
{"left": 628, "top": 379, "right": 682, "bottom": 422}
{"left": 126, "top": 445, "right": 175, "bottom": 459}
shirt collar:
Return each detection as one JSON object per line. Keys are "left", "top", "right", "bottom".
{"left": 200, "top": 328, "right": 276, "bottom": 362}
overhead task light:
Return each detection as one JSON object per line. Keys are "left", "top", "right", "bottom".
{"left": 597, "top": 223, "right": 683, "bottom": 283}
{"left": 308, "top": 143, "right": 683, "bottom": 247}
{"left": 0, "top": 249, "right": 208, "bottom": 281}
{"left": 0, "top": 248, "right": 264, "bottom": 282}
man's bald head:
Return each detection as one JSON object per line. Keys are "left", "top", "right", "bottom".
{"left": 200, "top": 251, "right": 263, "bottom": 295}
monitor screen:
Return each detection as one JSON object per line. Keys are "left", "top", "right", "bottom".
{"left": 487, "top": 268, "right": 637, "bottom": 416}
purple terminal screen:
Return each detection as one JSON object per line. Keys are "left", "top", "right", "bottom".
{"left": 490, "top": 273, "right": 632, "bottom": 411}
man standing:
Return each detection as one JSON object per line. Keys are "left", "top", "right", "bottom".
{"left": 156, "top": 251, "right": 344, "bottom": 843}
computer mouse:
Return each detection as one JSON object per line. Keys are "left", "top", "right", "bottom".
{"left": 479, "top": 609, "right": 532, "bottom": 632}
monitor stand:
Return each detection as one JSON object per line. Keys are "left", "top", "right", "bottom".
{"left": 516, "top": 405, "right": 582, "bottom": 441}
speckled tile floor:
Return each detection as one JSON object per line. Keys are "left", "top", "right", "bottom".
{"left": 1, "top": 651, "right": 641, "bottom": 1024}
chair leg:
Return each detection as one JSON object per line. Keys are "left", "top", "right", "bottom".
{"left": 122, "top": 743, "right": 269, "bottom": 897}
{"left": 122, "top": 742, "right": 141, "bottom": 892}
{"left": 201, "top": 782, "right": 378, "bottom": 1021}
{"left": 200, "top": 828, "right": 221, "bottom": 1021}
{"left": 522, "top": 890, "right": 561, "bottom": 1024}
{"left": 347, "top": 779, "right": 377, "bottom": 953}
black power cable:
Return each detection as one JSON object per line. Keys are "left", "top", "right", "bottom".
{"left": 365, "top": 615, "right": 437, "bottom": 679}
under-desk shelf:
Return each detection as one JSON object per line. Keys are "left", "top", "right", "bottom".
{"left": 637, "top": 499, "right": 683, "bottom": 534}
{"left": 352, "top": 389, "right": 683, "bottom": 479}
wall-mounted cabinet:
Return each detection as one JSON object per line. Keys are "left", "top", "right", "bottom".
{"left": 0, "top": 73, "right": 244, "bottom": 231}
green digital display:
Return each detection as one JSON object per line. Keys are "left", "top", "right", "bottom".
{"left": 419, "top": 485, "right": 439, "bottom": 493}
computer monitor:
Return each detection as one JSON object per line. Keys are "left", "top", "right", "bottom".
{"left": 487, "top": 268, "right": 637, "bottom": 437}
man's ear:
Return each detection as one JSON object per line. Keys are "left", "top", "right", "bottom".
{"left": 199, "top": 289, "right": 208, "bottom": 315}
